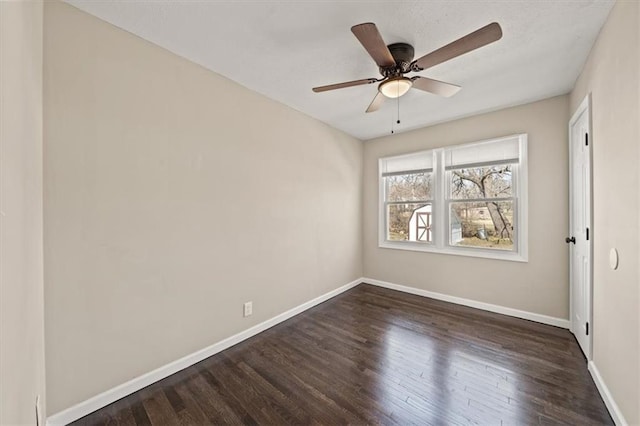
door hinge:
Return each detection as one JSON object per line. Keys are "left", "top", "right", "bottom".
{"left": 586, "top": 322, "right": 589, "bottom": 336}
{"left": 586, "top": 227, "right": 589, "bottom": 241}
{"left": 585, "top": 134, "right": 589, "bottom": 146}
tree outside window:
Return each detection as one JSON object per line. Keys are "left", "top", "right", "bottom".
{"left": 449, "top": 165, "right": 514, "bottom": 250}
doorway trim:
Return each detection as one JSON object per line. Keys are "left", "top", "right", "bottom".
{"left": 568, "top": 93, "right": 593, "bottom": 360}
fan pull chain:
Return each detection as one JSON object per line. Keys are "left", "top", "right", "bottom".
{"left": 391, "top": 96, "right": 402, "bottom": 134}
{"left": 391, "top": 80, "right": 402, "bottom": 135}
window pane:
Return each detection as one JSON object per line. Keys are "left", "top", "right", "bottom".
{"left": 386, "top": 172, "right": 432, "bottom": 202}
{"left": 450, "top": 165, "right": 512, "bottom": 199}
{"left": 450, "top": 201, "right": 514, "bottom": 250}
{"left": 387, "top": 203, "right": 432, "bottom": 242}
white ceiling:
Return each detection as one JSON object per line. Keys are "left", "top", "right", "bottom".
{"left": 65, "top": 0, "right": 614, "bottom": 140}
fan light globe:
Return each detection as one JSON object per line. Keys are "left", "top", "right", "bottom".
{"left": 379, "top": 77, "right": 412, "bottom": 98}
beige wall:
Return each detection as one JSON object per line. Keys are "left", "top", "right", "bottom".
{"left": 363, "top": 96, "right": 570, "bottom": 319}
{"left": 0, "top": 1, "right": 47, "bottom": 425}
{"left": 43, "top": 1, "right": 362, "bottom": 414}
{"left": 570, "top": 1, "right": 640, "bottom": 423}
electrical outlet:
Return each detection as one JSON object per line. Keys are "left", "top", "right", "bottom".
{"left": 243, "top": 301, "right": 253, "bottom": 317}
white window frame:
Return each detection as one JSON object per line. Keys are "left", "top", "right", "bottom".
{"left": 378, "top": 134, "right": 528, "bottom": 262}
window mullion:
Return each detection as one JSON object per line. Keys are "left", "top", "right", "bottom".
{"left": 512, "top": 161, "right": 520, "bottom": 254}
{"left": 434, "top": 149, "right": 446, "bottom": 249}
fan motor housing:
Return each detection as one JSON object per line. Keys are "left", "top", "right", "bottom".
{"left": 384, "top": 42, "right": 415, "bottom": 74}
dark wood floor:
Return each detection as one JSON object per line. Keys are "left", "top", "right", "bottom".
{"left": 72, "top": 284, "right": 612, "bottom": 425}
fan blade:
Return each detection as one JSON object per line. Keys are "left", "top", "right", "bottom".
{"left": 411, "top": 76, "right": 461, "bottom": 97}
{"left": 351, "top": 23, "right": 396, "bottom": 68}
{"left": 366, "top": 91, "right": 385, "bottom": 113}
{"left": 413, "top": 22, "right": 502, "bottom": 71}
{"left": 312, "top": 78, "right": 378, "bottom": 93}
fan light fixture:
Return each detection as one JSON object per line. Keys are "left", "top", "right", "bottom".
{"left": 379, "top": 77, "right": 412, "bottom": 98}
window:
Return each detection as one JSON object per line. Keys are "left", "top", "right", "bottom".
{"left": 379, "top": 134, "right": 528, "bottom": 261}
{"left": 380, "top": 151, "right": 434, "bottom": 244}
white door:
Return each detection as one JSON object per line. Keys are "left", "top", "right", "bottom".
{"left": 568, "top": 95, "right": 592, "bottom": 359}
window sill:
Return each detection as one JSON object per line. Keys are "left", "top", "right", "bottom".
{"left": 378, "top": 240, "right": 528, "bottom": 262}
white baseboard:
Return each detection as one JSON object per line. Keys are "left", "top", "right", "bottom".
{"left": 46, "top": 277, "right": 363, "bottom": 426}
{"left": 363, "top": 277, "right": 570, "bottom": 329}
{"left": 588, "top": 361, "right": 628, "bottom": 426}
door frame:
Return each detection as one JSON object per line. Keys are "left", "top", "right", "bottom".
{"left": 568, "top": 93, "right": 593, "bottom": 360}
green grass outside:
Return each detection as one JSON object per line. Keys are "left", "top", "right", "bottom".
{"left": 454, "top": 236, "right": 513, "bottom": 250}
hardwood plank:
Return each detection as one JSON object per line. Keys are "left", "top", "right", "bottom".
{"left": 71, "top": 284, "right": 613, "bottom": 425}
{"left": 141, "top": 389, "right": 181, "bottom": 426}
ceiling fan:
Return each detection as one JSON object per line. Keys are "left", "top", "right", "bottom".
{"left": 312, "top": 22, "right": 503, "bottom": 113}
